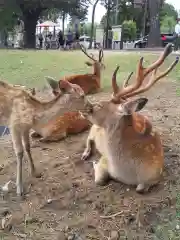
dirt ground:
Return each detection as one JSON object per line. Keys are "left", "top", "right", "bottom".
{"left": 0, "top": 78, "right": 180, "bottom": 240}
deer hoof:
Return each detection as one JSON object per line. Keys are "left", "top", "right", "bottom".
{"left": 136, "top": 183, "right": 146, "bottom": 194}
{"left": 81, "top": 150, "right": 90, "bottom": 161}
{"left": 32, "top": 171, "right": 42, "bottom": 178}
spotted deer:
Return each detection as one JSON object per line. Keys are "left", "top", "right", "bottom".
{"left": 81, "top": 43, "right": 179, "bottom": 193}
{"left": 30, "top": 45, "right": 104, "bottom": 142}
{"left": 30, "top": 80, "right": 92, "bottom": 142}
{"left": 0, "top": 79, "right": 92, "bottom": 196}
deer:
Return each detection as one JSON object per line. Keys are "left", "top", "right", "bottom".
{"left": 30, "top": 79, "right": 92, "bottom": 142}
{"left": 29, "top": 45, "right": 104, "bottom": 142}
{"left": 0, "top": 79, "right": 93, "bottom": 197}
{"left": 49, "top": 44, "right": 105, "bottom": 96}
{"left": 81, "top": 43, "right": 179, "bottom": 194}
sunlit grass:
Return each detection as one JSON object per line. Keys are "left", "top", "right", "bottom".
{"left": 0, "top": 49, "right": 179, "bottom": 89}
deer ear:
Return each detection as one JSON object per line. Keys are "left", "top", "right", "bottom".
{"left": 45, "top": 76, "right": 59, "bottom": 91}
{"left": 123, "top": 98, "right": 148, "bottom": 115}
{"left": 85, "top": 61, "right": 93, "bottom": 66}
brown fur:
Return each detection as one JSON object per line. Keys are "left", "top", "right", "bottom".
{"left": 30, "top": 82, "right": 92, "bottom": 142}
{"left": 82, "top": 44, "right": 178, "bottom": 193}
{"left": 30, "top": 47, "right": 104, "bottom": 142}
{"left": 0, "top": 79, "right": 92, "bottom": 196}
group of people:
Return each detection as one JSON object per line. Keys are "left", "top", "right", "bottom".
{"left": 38, "top": 29, "right": 80, "bottom": 50}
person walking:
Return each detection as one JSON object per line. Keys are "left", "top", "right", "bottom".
{"left": 174, "top": 19, "right": 180, "bottom": 52}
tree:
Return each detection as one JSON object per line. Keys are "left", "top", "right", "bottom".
{"left": 0, "top": 0, "right": 89, "bottom": 48}
{"left": 160, "top": 2, "right": 178, "bottom": 22}
{"left": 123, "top": 20, "right": 137, "bottom": 41}
{"left": 89, "top": 0, "right": 99, "bottom": 49}
{"left": 148, "top": 0, "right": 162, "bottom": 47}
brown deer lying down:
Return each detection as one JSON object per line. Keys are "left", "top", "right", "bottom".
{"left": 81, "top": 43, "right": 179, "bottom": 193}
{"left": 30, "top": 79, "right": 92, "bottom": 142}
{"left": 0, "top": 79, "right": 92, "bottom": 196}
{"left": 50, "top": 44, "right": 105, "bottom": 96}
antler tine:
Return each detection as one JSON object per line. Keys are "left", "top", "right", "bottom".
{"left": 122, "top": 72, "right": 134, "bottom": 88}
{"left": 113, "top": 43, "right": 173, "bottom": 100}
{"left": 99, "top": 48, "right": 104, "bottom": 62}
{"left": 123, "top": 56, "right": 179, "bottom": 99}
{"left": 143, "top": 43, "right": 173, "bottom": 78}
{"left": 112, "top": 65, "right": 120, "bottom": 95}
{"left": 79, "top": 43, "right": 95, "bottom": 61}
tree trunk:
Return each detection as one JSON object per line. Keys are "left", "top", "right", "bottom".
{"left": 148, "top": 0, "right": 161, "bottom": 47}
{"left": 62, "top": 12, "right": 65, "bottom": 34}
{"left": 23, "top": 10, "right": 41, "bottom": 48}
{"left": 89, "top": 0, "right": 99, "bottom": 49}
{"left": 105, "top": 0, "right": 111, "bottom": 49}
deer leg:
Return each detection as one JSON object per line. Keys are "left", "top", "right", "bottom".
{"left": 11, "top": 127, "right": 24, "bottom": 196}
{"left": 22, "top": 130, "right": 41, "bottom": 178}
{"left": 93, "top": 156, "right": 110, "bottom": 186}
{"left": 81, "top": 139, "right": 95, "bottom": 161}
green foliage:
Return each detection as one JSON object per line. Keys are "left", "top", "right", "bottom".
{"left": 160, "top": 2, "right": 178, "bottom": 22}
{"left": 122, "top": 20, "right": 137, "bottom": 41}
{"left": 160, "top": 16, "right": 176, "bottom": 33}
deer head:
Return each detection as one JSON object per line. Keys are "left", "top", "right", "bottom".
{"left": 79, "top": 43, "right": 105, "bottom": 70}
{"left": 84, "top": 44, "right": 179, "bottom": 128}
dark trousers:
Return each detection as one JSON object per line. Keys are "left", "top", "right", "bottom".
{"left": 174, "top": 36, "right": 180, "bottom": 51}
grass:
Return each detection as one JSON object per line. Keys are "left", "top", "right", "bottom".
{"left": 0, "top": 49, "right": 179, "bottom": 89}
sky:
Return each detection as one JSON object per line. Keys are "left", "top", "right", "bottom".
{"left": 87, "top": 0, "right": 180, "bottom": 24}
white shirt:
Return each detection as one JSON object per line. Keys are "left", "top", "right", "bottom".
{"left": 175, "top": 23, "right": 180, "bottom": 36}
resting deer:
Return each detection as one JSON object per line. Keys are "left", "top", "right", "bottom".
{"left": 0, "top": 79, "right": 92, "bottom": 196}
{"left": 30, "top": 79, "right": 92, "bottom": 142}
{"left": 50, "top": 44, "right": 105, "bottom": 96}
{"left": 81, "top": 43, "right": 179, "bottom": 193}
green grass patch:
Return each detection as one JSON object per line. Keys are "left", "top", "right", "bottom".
{"left": 0, "top": 49, "right": 179, "bottom": 89}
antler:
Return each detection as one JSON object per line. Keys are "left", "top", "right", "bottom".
{"left": 79, "top": 43, "right": 103, "bottom": 63}
{"left": 123, "top": 56, "right": 179, "bottom": 99}
{"left": 79, "top": 43, "right": 96, "bottom": 61}
{"left": 111, "top": 43, "right": 178, "bottom": 102}
{"left": 99, "top": 48, "right": 104, "bottom": 62}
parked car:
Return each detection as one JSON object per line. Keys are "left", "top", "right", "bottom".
{"left": 79, "top": 35, "right": 95, "bottom": 49}
{"left": 134, "top": 33, "right": 176, "bottom": 48}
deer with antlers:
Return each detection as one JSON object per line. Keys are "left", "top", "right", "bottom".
{"left": 81, "top": 43, "right": 179, "bottom": 193}
{"left": 30, "top": 45, "right": 104, "bottom": 142}
{"left": 0, "top": 79, "right": 93, "bottom": 196}
{"left": 48, "top": 44, "right": 105, "bottom": 96}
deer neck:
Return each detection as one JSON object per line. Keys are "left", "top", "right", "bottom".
{"left": 104, "top": 116, "right": 130, "bottom": 156}
{"left": 93, "top": 62, "right": 101, "bottom": 82}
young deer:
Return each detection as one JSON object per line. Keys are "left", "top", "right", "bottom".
{"left": 81, "top": 43, "right": 179, "bottom": 193}
{"left": 30, "top": 80, "right": 92, "bottom": 142}
{"left": 0, "top": 79, "right": 92, "bottom": 196}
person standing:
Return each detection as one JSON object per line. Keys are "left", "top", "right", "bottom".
{"left": 174, "top": 19, "right": 180, "bottom": 51}
{"left": 57, "top": 30, "right": 64, "bottom": 49}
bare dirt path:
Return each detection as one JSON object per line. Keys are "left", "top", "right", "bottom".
{"left": 0, "top": 78, "right": 180, "bottom": 239}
